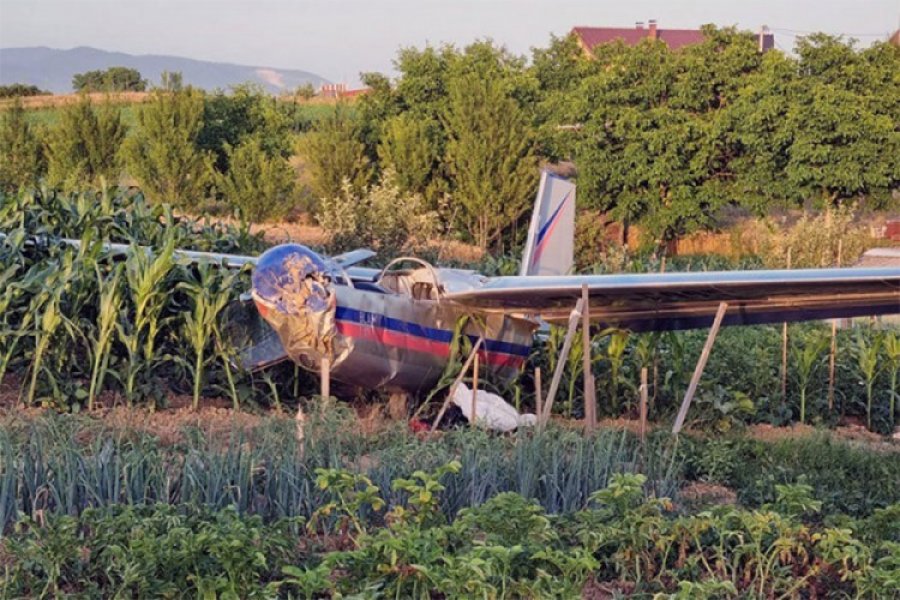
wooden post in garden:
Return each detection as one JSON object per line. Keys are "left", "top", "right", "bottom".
{"left": 430, "top": 338, "right": 484, "bottom": 435}
{"left": 320, "top": 357, "right": 330, "bottom": 400}
{"left": 672, "top": 302, "right": 729, "bottom": 434}
{"left": 534, "top": 367, "right": 543, "bottom": 423}
{"left": 829, "top": 239, "right": 842, "bottom": 411}
{"left": 581, "top": 284, "right": 597, "bottom": 433}
{"left": 782, "top": 248, "right": 791, "bottom": 405}
{"left": 541, "top": 299, "right": 585, "bottom": 428}
{"left": 639, "top": 367, "right": 649, "bottom": 444}
{"left": 471, "top": 353, "right": 479, "bottom": 427}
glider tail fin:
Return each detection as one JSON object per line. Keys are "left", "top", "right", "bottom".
{"left": 520, "top": 170, "right": 576, "bottom": 276}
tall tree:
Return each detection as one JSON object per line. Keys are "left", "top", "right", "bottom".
{"left": 73, "top": 67, "right": 147, "bottom": 92}
{"left": 298, "top": 103, "right": 372, "bottom": 200}
{"left": 443, "top": 73, "right": 538, "bottom": 250}
{"left": 377, "top": 113, "right": 439, "bottom": 196}
{"left": 124, "top": 89, "right": 211, "bottom": 208}
{"left": 0, "top": 99, "right": 43, "bottom": 193}
{"left": 44, "top": 95, "right": 125, "bottom": 189}
{"left": 216, "top": 136, "right": 295, "bottom": 222}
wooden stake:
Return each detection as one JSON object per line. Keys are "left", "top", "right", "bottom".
{"left": 541, "top": 299, "right": 584, "bottom": 427}
{"left": 673, "top": 302, "right": 728, "bottom": 434}
{"left": 639, "top": 367, "right": 648, "bottom": 444}
{"left": 828, "top": 239, "right": 842, "bottom": 411}
{"left": 320, "top": 357, "right": 330, "bottom": 400}
{"left": 581, "top": 284, "right": 596, "bottom": 433}
{"left": 781, "top": 248, "right": 791, "bottom": 405}
{"left": 470, "top": 353, "right": 479, "bottom": 427}
{"left": 430, "top": 338, "right": 484, "bottom": 435}
{"left": 534, "top": 367, "right": 543, "bottom": 420}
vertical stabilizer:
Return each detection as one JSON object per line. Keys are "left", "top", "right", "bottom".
{"left": 520, "top": 171, "right": 576, "bottom": 276}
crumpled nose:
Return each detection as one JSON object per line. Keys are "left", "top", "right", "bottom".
{"left": 252, "top": 244, "right": 333, "bottom": 315}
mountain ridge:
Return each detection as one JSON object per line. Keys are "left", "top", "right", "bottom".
{"left": 0, "top": 46, "right": 329, "bottom": 94}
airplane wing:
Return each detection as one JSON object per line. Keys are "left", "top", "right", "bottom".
{"left": 443, "top": 268, "right": 900, "bottom": 332}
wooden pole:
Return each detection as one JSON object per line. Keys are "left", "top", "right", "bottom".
{"left": 581, "top": 284, "right": 596, "bottom": 433}
{"left": 782, "top": 248, "right": 792, "bottom": 405}
{"left": 541, "top": 299, "right": 584, "bottom": 427}
{"left": 320, "top": 357, "right": 330, "bottom": 400}
{"left": 639, "top": 367, "right": 648, "bottom": 444}
{"left": 430, "top": 338, "right": 484, "bottom": 435}
{"left": 828, "top": 239, "right": 842, "bottom": 411}
{"left": 672, "top": 302, "right": 729, "bottom": 434}
{"left": 534, "top": 367, "right": 543, "bottom": 422}
{"left": 470, "top": 353, "right": 479, "bottom": 427}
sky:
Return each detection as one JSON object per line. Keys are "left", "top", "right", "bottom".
{"left": 1, "top": 0, "right": 897, "bottom": 85}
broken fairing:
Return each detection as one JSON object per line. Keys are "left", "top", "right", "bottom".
{"left": 251, "top": 244, "right": 351, "bottom": 372}
{"left": 250, "top": 244, "right": 537, "bottom": 393}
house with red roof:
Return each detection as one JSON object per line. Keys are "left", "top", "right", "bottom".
{"left": 572, "top": 20, "right": 774, "bottom": 55}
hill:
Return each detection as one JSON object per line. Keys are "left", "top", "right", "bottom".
{"left": 0, "top": 46, "right": 328, "bottom": 94}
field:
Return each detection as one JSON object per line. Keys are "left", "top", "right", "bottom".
{"left": 1, "top": 187, "right": 899, "bottom": 598}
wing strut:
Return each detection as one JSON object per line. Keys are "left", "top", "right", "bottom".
{"left": 540, "top": 298, "right": 584, "bottom": 428}
{"left": 672, "top": 302, "right": 729, "bottom": 434}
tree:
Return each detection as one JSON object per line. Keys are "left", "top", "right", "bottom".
{"left": 0, "top": 84, "right": 50, "bottom": 98}
{"left": 442, "top": 73, "right": 538, "bottom": 250}
{"left": 72, "top": 67, "right": 147, "bottom": 92}
{"left": 44, "top": 95, "right": 125, "bottom": 189}
{"left": 294, "top": 83, "right": 316, "bottom": 100}
{"left": 124, "top": 89, "right": 211, "bottom": 208}
{"left": 0, "top": 99, "right": 43, "bottom": 193}
{"left": 198, "top": 84, "right": 291, "bottom": 172}
{"left": 159, "top": 71, "right": 183, "bottom": 92}
{"left": 377, "top": 113, "right": 439, "bottom": 195}
{"left": 298, "top": 103, "right": 372, "bottom": 200}
{"left": 216, "top": 136, "right": 295, "bottom": 222}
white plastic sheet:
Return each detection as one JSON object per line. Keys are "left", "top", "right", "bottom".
{"left": 450, "top": 383, "right": 537, "bottom": 432}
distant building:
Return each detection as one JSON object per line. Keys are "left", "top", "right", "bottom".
{"left": 319, "top": 83, "right": 369, "bottom": 100}
{"left": 890, "top": 29, "right": 900, "bottom": 47}
{"left": 572, "top": 20, "right": 775, "bottom": 55}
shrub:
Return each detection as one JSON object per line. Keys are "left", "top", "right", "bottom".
{"left": 216, "top": 136, "right": 296, "bottom": 222}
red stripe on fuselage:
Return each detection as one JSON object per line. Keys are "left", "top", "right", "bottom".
{"left": 335, "top": 321, "right": 525, "bottom": 369}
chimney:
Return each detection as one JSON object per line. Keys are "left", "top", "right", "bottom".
{"left": 635, "top": 21, "right": 644, "bottom": 30}
{"left": 648, "top": 19, "right": 658, "bottom": 40}
{"left": 758, "top": 25, "right": 770, "bottom": 52}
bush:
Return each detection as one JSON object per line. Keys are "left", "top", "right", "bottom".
{"left": 216, "top": 136, "right": 296, "bottom": 222}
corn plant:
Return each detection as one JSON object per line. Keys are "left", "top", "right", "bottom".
{"left": 87, "top": 263, "right": 122, "bottom": 410}
{"left": 852, "top": 330, "right": 882, "bottom": 431}
{"left": 118, "top": 235, "right": 177, "bottom": 406}
{"left": 883, "top": 331, "right": 900, "bottom": 429}
{"left": 179, "top": 262, "right": 242, "bottom": 411}
{"left": 599, "top": 329, "right": 629, "bottom": 414}
{"left": 790, "top": 328, "right": 829, "bottom": 424}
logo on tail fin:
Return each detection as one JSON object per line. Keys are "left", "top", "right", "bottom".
{"left": 521, "top": 171, "right": 576, "bottom": 276}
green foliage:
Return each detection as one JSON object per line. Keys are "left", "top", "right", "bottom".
{"left": 317, "top": 169, "right": 437, "bottom": 254}
{"left": 0, "top": 83, "right": 50, "bottom": 98}
{"left": 215, "top": 136, "right": 296, "bottom": 222}
{"left": 0, "top": 98, "right": 44, "bottom": 193}
{"left": 72, "top": 66, "right": 147, "bottom": 92}
{"left": 298, "top": 102, "right": 372, "bottom": 200}
{"left": 198, "top": 84, "right": 292, "bottom": 172}
{"left": 443, "top": 73, "right": 538, "bottom": 249}
{"left": 44, "top": 94, "right": 125, "bottom": 189}
{"left": 376, "top": 112, "right": 440, "bottom": 196}
{"left": 124, "top": 88, "right": 211, "bottom": 208}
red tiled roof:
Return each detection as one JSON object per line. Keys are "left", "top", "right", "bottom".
{"left": 573, "top": 26, "right": 706, "bottom": 51}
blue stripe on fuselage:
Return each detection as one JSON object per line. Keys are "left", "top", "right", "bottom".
{"left": 334, "top": 306, "right": 532, "bottom": 357}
